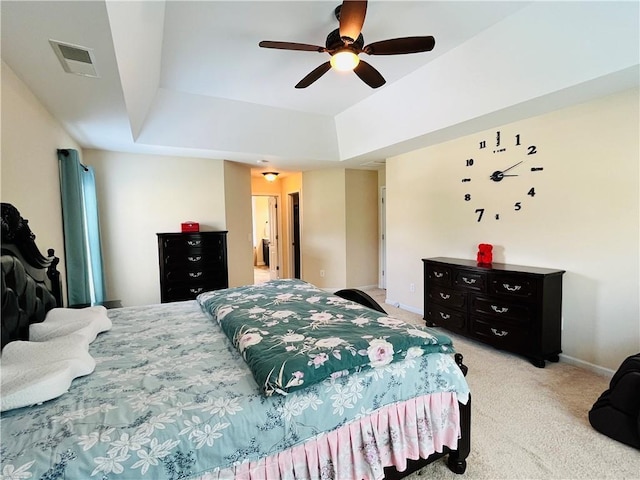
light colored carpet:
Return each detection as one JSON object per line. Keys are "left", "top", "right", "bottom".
{"left": 364, "top": 289, "right": 640, "bottom": 480}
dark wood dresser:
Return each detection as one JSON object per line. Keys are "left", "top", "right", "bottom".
{"left": 423, "top": 257, "right": 565, "bottom": 367}
{"left": 157, "top": 232, "right": 228, "bottom": 303}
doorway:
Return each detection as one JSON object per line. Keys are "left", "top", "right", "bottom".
{"left": 289, "top": 192, "right": 301, "bottom": 279}
{"left": 252, "top": 195, "right": 280, "bottom": 284}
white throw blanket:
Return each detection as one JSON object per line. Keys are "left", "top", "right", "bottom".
{"left": 0, "top": 306, "right": 112, "bottom": 412}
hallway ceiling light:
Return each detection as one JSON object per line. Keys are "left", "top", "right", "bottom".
{"left": 262, "top": 172, "right": 279, "bottom": 182}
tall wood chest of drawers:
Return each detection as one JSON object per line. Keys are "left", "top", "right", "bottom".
{"left": 157, "top": 232, "right": 228, "bottom": 303}
{"left": 423, "top": 257, "right": 565, "bottom": 367}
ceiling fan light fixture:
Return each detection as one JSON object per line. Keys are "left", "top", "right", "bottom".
{"left": 262, "top": 172, "right": 279, "bottom": 182}
{"left": 330, "top": 50, "right": 360, "bottom": 72}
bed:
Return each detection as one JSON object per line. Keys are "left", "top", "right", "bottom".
{"left": 0, "top": 203, "right": 471, "bottom": 479}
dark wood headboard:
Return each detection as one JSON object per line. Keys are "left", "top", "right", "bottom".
{"left": 1, "top": 203, "right": 62, "bottom": 349}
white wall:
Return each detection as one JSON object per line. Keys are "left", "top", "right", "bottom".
{"left": 1, "top": 61, "right": 82, "bottom": 304}
{"left": 385, "top": 88, "right": 639, "bottom": 372}
{"left": 84, "top": 149, "right": 227, "bottom": 306}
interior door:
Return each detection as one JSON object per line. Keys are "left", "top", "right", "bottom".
{"left": 268, "top": 196, "right": 279, "bottom": 279}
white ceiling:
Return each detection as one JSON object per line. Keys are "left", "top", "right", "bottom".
{"left": 2, "top": 1, "right": 638, "bottom": 176}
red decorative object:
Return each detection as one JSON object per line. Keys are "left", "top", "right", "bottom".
{"left": 181, "top": 222, "right": 199, "bottom": 233}
{"left": 477, "top": 243, "right": 493, "bottom": 266}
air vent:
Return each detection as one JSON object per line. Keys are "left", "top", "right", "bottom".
{"left": 361, "top": 159, "right": 386, "bottom": 168}
{"left": 49, "top": 40, "right": 99, "bottom": 78}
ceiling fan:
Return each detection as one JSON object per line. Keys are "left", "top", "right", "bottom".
{"left": 258, "top": 0, "right": 435, "bottom": 89}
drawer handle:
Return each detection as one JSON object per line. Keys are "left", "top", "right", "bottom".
{"left": 433, "top": 272, "right": 444, "bottom": 278}
{"left": 439, "top": 312, "right": 450, "bottom": 320}
{"left": 188, "top": 255, "right": 202, "bottom": 262}
{"left": 491, "top": 328, "right": 509, "bottom": 337}
{"left": 462, "top": 277, "right": 477, "bottom": 284}
{"left": 190, "top": 287, "right": 204, "bottom": 294}
{"left": 189, "top": 272, "right": 203, "bottom": 278}
{"left": 503, "top": 284, "right": 522, "bottom": 292}
{"left": 439, "top": 293, "right": 451, "bottom": 300}
{"left": 491, "top": 305, "right": 509, "bottom": 314}
{"left": 187, "top": 240, "right": 202, "bottom": 246}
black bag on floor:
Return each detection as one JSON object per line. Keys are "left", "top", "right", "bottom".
{"left": 588, "top": 353, "right": 640, "bottom": 449}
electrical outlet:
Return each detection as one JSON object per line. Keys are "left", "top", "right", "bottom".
{"left": 320, "top": 270, "right": 325, "bottom": 277}
{"left": 410, "top": 283, "right": 415, "bottom": 292}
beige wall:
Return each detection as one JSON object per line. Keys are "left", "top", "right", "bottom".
{"left": 1, "top": 61, "right": 82, "bottom": 304}
{"left": 385, "top": 88, "right": 640, "bottom": 372}
{"left": 345, "top": 170, "right": 378, "bottom": 288}
{"left": 302, "top": 168, "right": 379, "bottom": 290}
{"left": 302, "top": 169, "right": 347, "bottom": 288}
{"left": 84, "top": 149, "right": 227, "bottom": 306}
{"left": 223, "top": 160, "right": 254, "bottom": 288}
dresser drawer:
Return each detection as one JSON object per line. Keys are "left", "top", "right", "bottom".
{"left": 427, "top": 285, "right": 466, "bottom": 310}
{"left": 165, "top": 268, "right": 227, "bottom": 285}
{"left": 453, "top": 270, "right": 486, "bottom": 292}
{"left": 425, "top": 304, "right": 466, "bottom": 332}
{"left": 470, "top": 316, "right": 527, "bottom": 351}
{"left": 425, "top": 263, "right": 452, "bottom": 286}
{"left": 163, "top": 252, "right": 225, "bottom": 268}
{"left": 164, "top": 281, "right": 227, "bottom": 302}
{"left": 161, "top": 234, "right": 225, "bottom": 252}
{"left": 471, "top": 295, "right": 532, "bottom": 324}
{"left": 490, "top": 274, "right": 536, "bottom": 298}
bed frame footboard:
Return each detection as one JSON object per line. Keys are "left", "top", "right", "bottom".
{"left": 384, "top": 353, "right": 471, "bottom": 478}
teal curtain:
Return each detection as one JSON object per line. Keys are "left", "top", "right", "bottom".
{"left": 58, "top": 149, "right": 105, "bottom": 305}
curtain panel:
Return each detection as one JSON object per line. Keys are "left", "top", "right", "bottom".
{"left": 57, "top": 149, "right": 105, "bottom": 306}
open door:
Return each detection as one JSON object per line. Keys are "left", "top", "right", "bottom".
{"left": 268, "top": 196, "right": 279, "bottom": 279}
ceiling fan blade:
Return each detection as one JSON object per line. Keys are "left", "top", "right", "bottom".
{"left": 259, "top": 41, "right": 325, "bottom": 52}
{"left": 295, "top": 62, "right": 332, "bottom": 88}
{"left": 364, "top": 36, "right": 435, "bottom": 55}
{"left": 339, "top": 1, "right": 367, "bottom": 43}
{"left": 353, "top": 60, "right": 385, "bottom": 88}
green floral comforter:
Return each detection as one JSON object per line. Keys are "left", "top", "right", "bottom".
{"left": 197, "top": 279, "right": 455, "bottom": 396}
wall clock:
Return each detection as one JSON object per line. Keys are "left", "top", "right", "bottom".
{"left": 462, "top": 130, "right": 544, "bottom": 222}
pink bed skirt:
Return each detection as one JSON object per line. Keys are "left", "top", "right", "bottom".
{"left": 198, "top": 392, "right": 462, "bottom": 480}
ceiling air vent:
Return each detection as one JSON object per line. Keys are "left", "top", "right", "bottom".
{"left": 361, "top": 159, "right": 386, "bottom": 168}
{"left": 49, "top": 40, "right": 99, "bottom": 78}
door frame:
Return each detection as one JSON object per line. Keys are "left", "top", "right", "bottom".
{"left": 288, "top": 191, "right": 301, "bottom": 279}
{"left": 379, "top": 186, "right": 386, "bottom": 289}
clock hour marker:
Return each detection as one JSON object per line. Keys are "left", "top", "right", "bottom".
{"left": 479, "top": 141, "right": 486, "bottom": 149}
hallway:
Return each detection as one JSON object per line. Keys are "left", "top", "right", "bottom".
{"left": 253, "top": 266, "right": 270, "bottom": 285}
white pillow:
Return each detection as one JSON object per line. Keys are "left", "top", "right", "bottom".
{"left": 0, "top": 334, "right": 96, "bottom": 412}
{"left": 30, "top": 306, "right": 111, "bottom": 344}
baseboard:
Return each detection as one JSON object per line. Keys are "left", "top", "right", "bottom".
{"left": 559, "top": 354, "right": 615, "bottom": 378}
{"left": 385, "top": 297, "right": 424, "bottom": 316}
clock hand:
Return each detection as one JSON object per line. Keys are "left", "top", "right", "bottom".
{"left": 490, "top": 161, "right": 523, "bottom": 182}
{"left": 501, "top": 161, "right": 523, "bottom": 174}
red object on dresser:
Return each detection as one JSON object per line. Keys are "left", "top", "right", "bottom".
{"left": 181, "top": 222, "right": 199, "bottom": 232}
{"left": 476, "top": 243, "right": 493, "bottom": 265}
